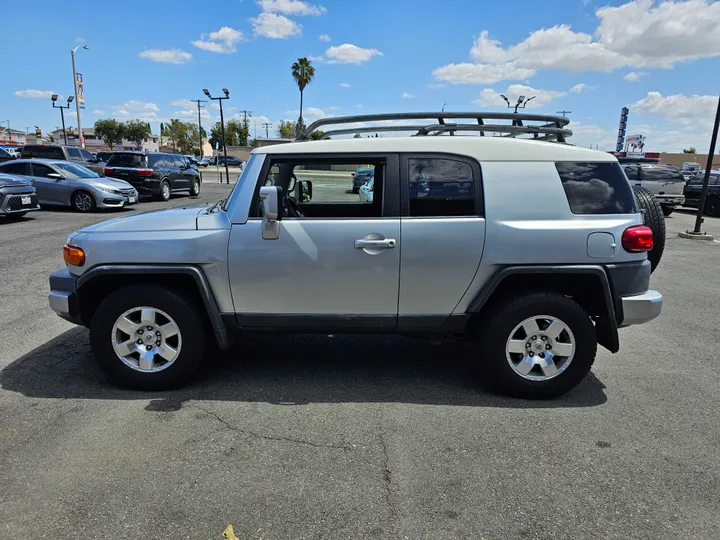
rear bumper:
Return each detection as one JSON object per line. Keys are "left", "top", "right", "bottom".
{"left": 656, "top": 195, "right": 685, "bottom": 206}
{"left": 620, "top": 290, "right": 663, "bottom": 326}
{"left": 48, "top": 268, "right": 82, "bottom": 325}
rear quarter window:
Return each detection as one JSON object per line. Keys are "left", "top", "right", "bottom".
{"left": 107, "top": 154, "right": 147, "bottom": 167}
{"left": 556, "top": 162, "right": 637, "bottom": 214}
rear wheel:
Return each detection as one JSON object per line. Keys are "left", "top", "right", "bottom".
{"left": 705, "top": 197, "right": 720, "bottom": 217}
{"left": 191, "top": 178, "right": 201, "bottom": 196}
{"left": 157, "top": 180, "right": 171, "bottom": 202}
{"left": 71, "top": 190, "right": 96, "bottom": 213}
{"left": 633, "top": 185, "right": 665, "bottom": 273}
{"left": 477, "top": 292, "right": 597, "bottom": 399}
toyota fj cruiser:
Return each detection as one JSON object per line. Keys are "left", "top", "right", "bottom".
{"left": 48, "top": 113, "right": 664, "bottom": 399}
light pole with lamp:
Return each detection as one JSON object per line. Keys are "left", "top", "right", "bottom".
{"left": 71, "top": 44, "right": 88, "bottom": 148}
{"left": 51, "top": 94, "right": 74, "bottom": 145}
{"left": 203, "top": 88, "right": 230, "bottom": 184}
{"left": 690, "top": 94, "right": 720, "bottom": 236}
{"left": 500, "top": 94, "right": 536, "bottom": 114}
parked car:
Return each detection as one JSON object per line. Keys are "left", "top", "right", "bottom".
{"left": 0, "top": 148, "right": 15, "bottom": 163}
{"left": 358, "top": 176, "right": 374, "bottom": 202}
{"left": 197, "top": 157, "right": 210, "bottom": 167}
{"left": 47, "top": 111, "right": 663, "bottom": 399}
{"left": 0, "top": 159, "right": 137, "bottom": 212}
{"left": 621, "top": 163, "right": 685, "bottom": 216}
{"left": 0, "top": 172, "right": 40, "bottom": 219}
{"left": 104, "top": 152, "right": 201, "bottom": 201}
{"left": 2, "top": 147, "right": 21, "bottom": 159}
{"left": 96, "top": 151, "right": 116, "bottom": 163}
{"left": 21, "top": 145, "right": 106, "bottom": 176}
{"left": 351, "top": 167, "right": 374, "bottom": 193}
{"left": 684, "top": 172, "right": 720, "bottom": 216}
{"left": 218, "top": 156, "right": 244, "bottom": 167}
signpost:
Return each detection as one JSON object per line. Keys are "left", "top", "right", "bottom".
{"left": 616, "top": 107, "right": 628, "bottom": 153}
{"left": 625, "top": 134, "right": 645, "bottom": 157}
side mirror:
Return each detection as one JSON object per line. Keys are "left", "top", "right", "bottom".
{"left": 298, "top": 180, "right": 313, "bottom": 202}
{"left": 260, "top": 186, "right": 283, "bottom": 240}
{"left": 47, "top": 173, "right": 64, "bottom": 180}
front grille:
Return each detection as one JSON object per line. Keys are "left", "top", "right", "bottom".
{"left": 6, "top": 194, "right": 38, "bottom": 212}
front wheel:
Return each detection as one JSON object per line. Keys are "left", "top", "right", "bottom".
{"left": 705, "top": 197, "right": 720, "bottom": 217}
{"left": 90, "top": 285, "right": 207, "bottom": 390}
{"left": 477, "top": 292, "right": 597, "bottom": 399}
{"left": 71, "top": 190, "right": 96, "bottom": 213}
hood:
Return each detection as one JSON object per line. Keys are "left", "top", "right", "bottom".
{"left": 0, "top": 173, "right": 31, "bottom": 188}
{"left": 77, "top": 202, "right": 212, "bottom": 233}
{"left": 87, "top": 176, "right": 134, "bottom": 190}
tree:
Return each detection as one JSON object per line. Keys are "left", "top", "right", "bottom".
{"left": 353, "top": 133, "right": 362, "bottom": 138}
{"left": 124, "top": 120, "right": 151, "bottom": 149}
{"left": 683, "top": 146, "right": 697, "bottom": 153}
{"left": 209, "top": 120, "right": 238, "bottom": 150}
{"left": 308, "top": 130, "right": 325, "bottom": 140}
{"left": 277, "top": 120, "right": 297, "bottom": 138}
{"left": 94, "top": 119, "right": 125, "bottom": 150}
{"left": 161, "top": 119, "right": 197, "bottom": 153}
{"left": 227, "top": 117, "right": 250, "bottom": 146}
{"left": 291, "top": 57, "right": 315, "bottom": 137}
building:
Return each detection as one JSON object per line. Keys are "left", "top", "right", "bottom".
{"left": 49, "top": 128, "right": 159, "bottom": 152}
{"left": 0, "top": 128, "right": 27, "bottom": 146}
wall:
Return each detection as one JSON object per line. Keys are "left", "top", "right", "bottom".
{"left": 660, "top": 152, "right": 715, "bottom": 168}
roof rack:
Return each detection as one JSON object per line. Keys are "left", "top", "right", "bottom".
{"left": 296, "top": 112, "right": 572, "bottom": 143}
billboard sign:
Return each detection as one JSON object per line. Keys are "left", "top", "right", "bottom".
{"left": 626, "top": 134, "right": 645, "bottom": 157}
{"left": 76, "top": 73, "right": 85, "bottom": 109}
{"left": 616, "top": 107, "right": 629, "bottom": 152}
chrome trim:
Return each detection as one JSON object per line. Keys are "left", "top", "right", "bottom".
{"left": 620, "top": 290, "right": 663, "bottom": 326}
{"left": 48, "top": 290, "right": 72, "bottom": 317}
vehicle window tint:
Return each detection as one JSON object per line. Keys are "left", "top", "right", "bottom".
{"left": 556, "top": 162, "right": 637, "bottom": 214}
{"left": 79, "top": 149, "right": 95, "bottom": 161}
{"left": 642, "top": 167, "right": 682, "bottom": 181}
{"left": 0, "top": 148, "right": 10, "bottom": 158}
{"left": 0, "top": 162, "right": 30, "bottom": 175}
{"left": 66, "top": 147, "right": 81, "bottom": 159}
{"left": 173, "top": 157, "right": 185, "bottom": 168}
{"left": 623, "top": 167, "right": 638, "bottom": 180}
{"left": 24, "top": 146, "right": 63, "bottom": 159}
{"left": 408, "top": 158, "right": 475, "bottom": 217}
{"left": 107, "top": 153, "right": 147, "bottom": 167}
{"left": 31, "top": 164, "right": 57, "bottom": 178}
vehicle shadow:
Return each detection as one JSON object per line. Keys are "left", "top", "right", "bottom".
{"left": 0, "top": 327, "right": 607, "bottom": 409}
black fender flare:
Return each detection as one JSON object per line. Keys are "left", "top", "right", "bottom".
{"left": 77, "top": 264, "right": 231, "bottom": 350}
{"left": 466, "top": 265, "right": 619, "bottom": 353}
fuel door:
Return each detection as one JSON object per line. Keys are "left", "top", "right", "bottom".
{"left": 587, "top": 232, "right": 616, "bottom": 259}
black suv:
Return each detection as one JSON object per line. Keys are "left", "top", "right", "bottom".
{"left": 104, "top": 152, "right": 201, "bottom": 201}
{"left": 20, "top": 144, "right": 105, "bottom": 175}
{"left": 684, "top": 172, "right": 720, "bottom": 216}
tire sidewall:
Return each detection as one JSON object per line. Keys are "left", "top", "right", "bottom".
{"left": 90, "top": 286, "right": 206, "bottom": 390}
{"left": 192, "top": 178, "right": 201, "bottom": 196}
{"left": 482, "top": 294, "right": 597, "bottom": 399}
{"left": 72, "top": 191, "right": 96, "bottom": 213}
{"left": 159, "top": 181, "right": 171, "bottom": 201}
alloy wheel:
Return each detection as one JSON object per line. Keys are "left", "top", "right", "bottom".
{"left": 505, "top": 315, "right": 575, "bottom": 381}
{"left": 111, "top": 306, "right": 182, "bottom": 373}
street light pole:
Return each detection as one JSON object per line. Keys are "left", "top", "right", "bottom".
{"left": 191, "top": 99, "right": 207, "bottom": 157}
{"left": 692, "top": 94, "right": 720, "bottom": 234}
{"left": 51, "top": 94, "right": 74, "bottom": 145}
{"left": 203, "top": 88, "right": 231, "bottom": 184}
{"left": 71, "top": 44, "right": 88, "bottom": 148}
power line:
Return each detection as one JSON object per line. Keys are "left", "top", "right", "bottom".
{"left": 556, "top": 110, "right": 572, "bottom": 117}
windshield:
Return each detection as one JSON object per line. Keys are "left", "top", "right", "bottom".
{"left": 55, "top": 162, "right": 100, "bottom": 179}
{"left": 222, "top": 154, "right": 261, "bottom": 212}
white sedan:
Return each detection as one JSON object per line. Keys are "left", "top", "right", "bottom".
{"left": 358, "top": 177, "right": 374, "bottom": 202}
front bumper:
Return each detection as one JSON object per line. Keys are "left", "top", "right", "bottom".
{"left": 0, "top": 190, "right": 40, "bottom": 215}
{"left": 620, "top": 290, "right": 663, "bottom": 326}
{"left": 48, "top": 268, "right": 82, "bottom": 325}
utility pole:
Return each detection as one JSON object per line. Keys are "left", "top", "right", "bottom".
{"left": 262, "top": 122, "right": 272, "bottom": 138}
{"left": 71, "top": 44, "right": 89, "bottom": 148}
{"left": 238, "top": 110, "right": 252, "bottom": 146}
{"left": 556, "top": 110, "right": 572, "bottom": 117}
{"left": 191, "top": 99, "right": 207, "bottom": 157}
{"left": 691, "top": 94, "right": 720, "bottom": 235}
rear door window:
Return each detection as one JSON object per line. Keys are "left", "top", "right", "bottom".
{"left": 0, "top": 162, "right": 31, "bottom": 175}
{"left": 66, "top": 147, "right": 82, "bottom": 160}
{"left": 641, "top": 167, "right": 684, "bottom": 181}
{"left": 556, "top": 162, "right": 637, "bottom": 214}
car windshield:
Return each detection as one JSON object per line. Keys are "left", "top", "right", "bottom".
{"left": 54, "top": 162, "right": 99, "bottom": 179}
{"left": 222, "top": 154, "right": 260, "bottom": 212}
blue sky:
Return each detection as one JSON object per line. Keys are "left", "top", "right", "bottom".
{"left": 3, "top": 0, "right": 719, "bottom": 151}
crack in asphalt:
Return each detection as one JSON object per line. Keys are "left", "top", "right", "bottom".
{"left": 379, "top": 429, "right": 397, "bottom": 522}
{"left": 190, "top": 403, "right": 354, "bottom": 451}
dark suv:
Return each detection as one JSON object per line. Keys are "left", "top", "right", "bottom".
{"left": 684, "top": 172, "right": 720, "bottom": 216}
{"left": 20, "top": 145, "right": 105, "bottom": 175}
{"left": 104, "top": 152, "right": 201, "bottom": 201}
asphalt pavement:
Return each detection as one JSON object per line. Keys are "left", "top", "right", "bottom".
{"left": 1, "top": 195, "right": 719, "bottom": 540}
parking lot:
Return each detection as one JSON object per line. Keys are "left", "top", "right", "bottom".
{"left": 1, "top": 192, "right": 720, "bottom": 539}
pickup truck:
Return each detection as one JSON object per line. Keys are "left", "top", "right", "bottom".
{"left": 621, "top": 164, "right": 685, "bottom": 216}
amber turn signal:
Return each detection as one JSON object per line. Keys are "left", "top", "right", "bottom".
{"left": 63, "top": 244, "right": 86, "bottom": 266}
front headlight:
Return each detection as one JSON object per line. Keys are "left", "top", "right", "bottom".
{"left": 102, "top": 187, "right": 123, "bottom": 195}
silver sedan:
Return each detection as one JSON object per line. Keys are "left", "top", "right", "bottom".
{"left": 0, "top": 159, "right": 138, "bottom": 212}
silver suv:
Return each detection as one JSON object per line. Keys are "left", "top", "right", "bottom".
{"left": 47, "top": 113, "right": 663, "bottom": 399}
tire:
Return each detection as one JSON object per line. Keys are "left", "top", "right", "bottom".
{"left": 157, "top": 180, "right": 171, "bottom": 202}
{"left": 661, "top": 206, "right": 674, "bottom": 217}
{"left": 89, "top": 285, "right": 207, "bottom": 390}
{"left": 633, "top": 185, "right": 665, "bottom": 273}
{"left": 71, "top": 190, "right": 96, "bottom": 213}
{"left": 5, "top": 212, "right": 27, "bottom": 220}
{"left": 477, "top": 291, "right": 597, "bottom": 399}
{"left": 705, "top": 197, "right": 720, "bottom": 217}
{"left": 191, "top": 178, "right": 201, "bottom": 196}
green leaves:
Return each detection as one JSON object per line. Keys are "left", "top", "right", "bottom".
{"left": 93, "top": 119, "right": 125, "bottom": 150}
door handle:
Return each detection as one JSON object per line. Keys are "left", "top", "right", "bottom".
{"left": 354, "top": 238, "right": 396, "bottom": 249}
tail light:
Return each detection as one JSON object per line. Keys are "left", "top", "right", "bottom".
{"left": 137, "top": 168, "right": 154, "bottom": 176}
{"left": 104, "top": 167, "right": 114, "bottom": 175}
{"left": 622, "top": 225, "right": 653, "bottom": 252}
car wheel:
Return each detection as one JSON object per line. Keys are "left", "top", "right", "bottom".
{"left": 352, "top": 187, "right": 359, "bottom": 194}
{"left": 661, "top": 206, "right": 674, "bottom": 217}
{"left": 477, "top": 291, "right": 597, "bottom": 399}
{"left": 71, "top": 190, "right": 97, "bottom": 213}
{"left": 89, "top": 285, "right": 207, "bottom": 390}
{"left": 158, "top": 180, "right": 171, "bottom": 202}
{"left": 191, "top": 178, "right": 201, "bottom": 196}
{"left": 705, "top": 197, "right": 720, "bottom": 217}
{"left": 632, "top": 185, "right": 665, "bottom": 273}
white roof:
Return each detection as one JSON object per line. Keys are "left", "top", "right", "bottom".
{"left": 253, "top": 136, "right": 616, "bottom": 162}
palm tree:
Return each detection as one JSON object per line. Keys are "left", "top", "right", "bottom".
{"left": 291, "top": 57, "right": 315, "bottom": 137}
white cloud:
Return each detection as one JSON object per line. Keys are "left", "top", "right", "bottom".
{"left": 326, "top": 105, "right": 341, "bottom": 112}
{"left": 434, "top": 0, "right": 720, "bottom": 84}
{"left": 427, "top": 83, "right": 446, "bottom": 89}
{"left": 92, "top": 110, "right": 106, "bottom": 115}
{"left": 193, "top": 26, "right": 244, "bottom": 53}
{"left": 257, "top": 0, "right": 326, "bottom": 15}
{"left": 474, "top": 84, "right": 566, "bottom": 108}
{"left": 632, "top": 91, "right": 718, "bottom": 118}
{"left": 401, "top": 92, "right": 415, "bottom": 99}
{"left": 307, "top": 55, "right": 324, "bottom": 62}
{"left": 14, "top": 89, "right": 56, "bottom": 98}
{"left": 210, "top": 103, "right": 221, "bottom": 111}
{"left": 325, "top": 43, "right": 382, "bottom": 64}
{"left": 624, "top": 71, "right": 646, "bottom": 82}
{"left": 139, "top": 48, "right": 192, "bottom": 64}
{"left": 170, "top": 99, "right": 195, "bottom": 108}
{"left": 319, "top": 34, "right": 331, "bottom": 41}
{"left": 119, "top": 101, "right": 159, "bottom": 112}
{"left": 287, "top": 106, "right": 329, "bottom": 120}
{"left": 569, "top": 83, "right": 594, "bottom": 93}
{"left": 75, "top": 37, "right": 85, "bottom": 43}
{"left": 250, "top": 12, "right": 302, "bottom": 38}
{"left": 339, "top": 82, "right": 351, "bottom": 88}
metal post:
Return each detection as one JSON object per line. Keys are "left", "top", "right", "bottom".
{"left": 71, "top": 45, "right": 88, "bottom": 148}
{"left": 60, "top": 106, "right": 67, "bottom": 145}
{"left": 191, "top": 99, "right": 207, "bottom": 157}
{"left": 692, "top": 94, "right": 720, "bottom": 234}
{"left": 219, "top": 99, "right": 230, "bottom": 184}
